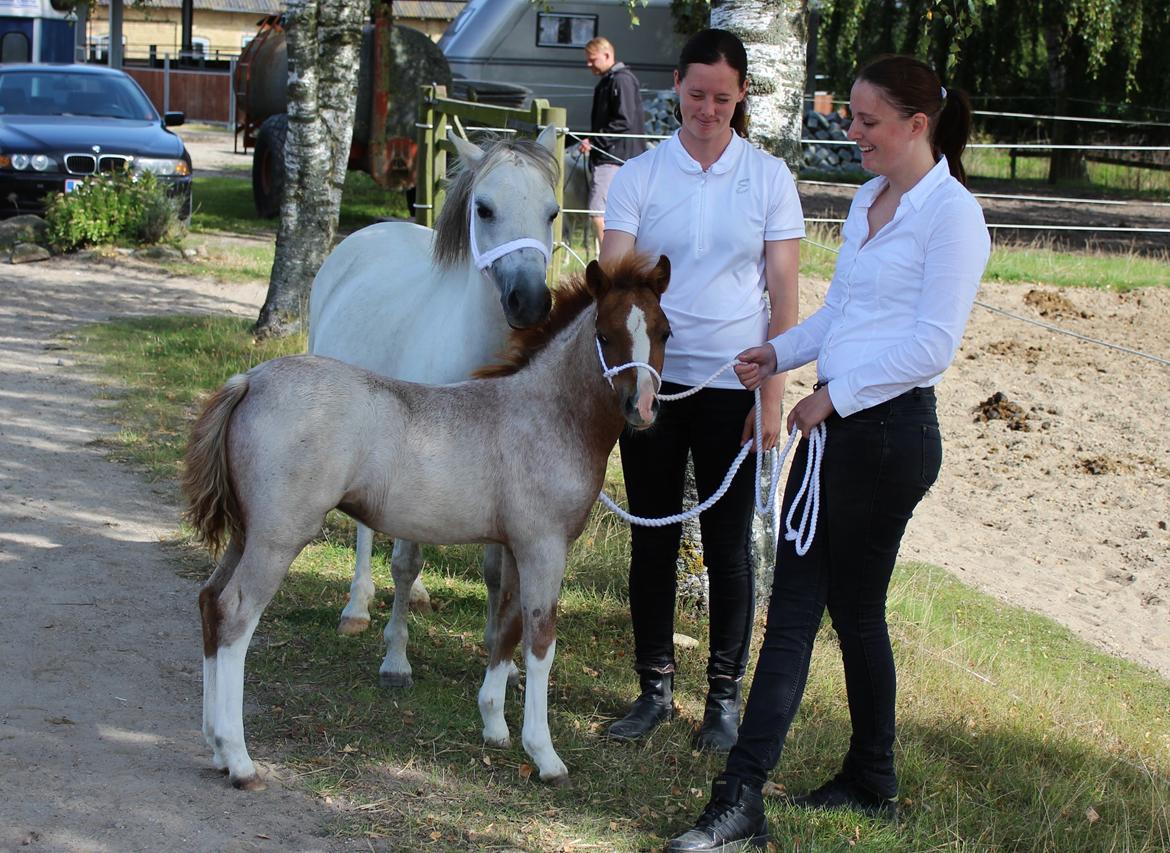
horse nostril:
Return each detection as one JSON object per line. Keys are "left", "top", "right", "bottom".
{"left": 506, "top": 290, "right": 522, "bottom": 313}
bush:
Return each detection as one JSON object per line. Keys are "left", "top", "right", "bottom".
{"left": 44, "top": 171, "right": 183, "bottom": 252}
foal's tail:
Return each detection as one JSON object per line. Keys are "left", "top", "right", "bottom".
{"left": 182, "top": 373, "right": 250, "bottom": 557}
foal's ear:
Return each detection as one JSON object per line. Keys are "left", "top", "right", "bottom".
{"left": 585, "top": 260, "right": 611, "bottom": 299}
{"left": 650, "top": 254, "right": 671, "bottom": 295}
{"left": 448, "top": 129, "right": 485, "bottom": 166}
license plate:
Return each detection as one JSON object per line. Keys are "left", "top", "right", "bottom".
{"left": 64, "top": 178, "right": 82, "bottom": 193}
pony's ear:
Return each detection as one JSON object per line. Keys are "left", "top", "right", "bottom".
{"left": 585, "top": 260, "right": 611, "bottom": 299}
{"left": 448, "top": 129, "right": 484, "bottom": 166}
{"left": 651, "top": 254, "right": 671, "bottom": 295}
{"left": 535, "top": 123, "right": 558, "bottom": 153}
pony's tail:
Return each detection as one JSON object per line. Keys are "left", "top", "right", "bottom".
{"left": 182, "top": 373, "right": 249, "bottom": 557}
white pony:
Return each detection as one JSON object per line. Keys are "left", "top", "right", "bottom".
{"left": 307, "top": 127, "right": 560, "bottom": 686}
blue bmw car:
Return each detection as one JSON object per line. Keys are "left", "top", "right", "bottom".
{"left": 0, "top": 64, "right": 193, "bottom": 218}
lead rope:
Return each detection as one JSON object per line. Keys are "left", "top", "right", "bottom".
{"left": 594, "top": 343, "right": 826, "bottom": 556}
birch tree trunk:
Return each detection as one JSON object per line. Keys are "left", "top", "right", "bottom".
{"left": 254, "top": 0, "right": 368, "bottom": 337}
{"left": 711, "top": 0, "right": 807, "bottom": 168}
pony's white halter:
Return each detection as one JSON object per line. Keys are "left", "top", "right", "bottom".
{"left": 468, "top": 193, "right": 551, "bottom": 274}
{"left": 595, "top": 342, "right": 826, "bottom": 557}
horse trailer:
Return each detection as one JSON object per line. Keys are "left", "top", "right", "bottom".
{"left": 438, "top": 0, "right": 683, "bottom": 131}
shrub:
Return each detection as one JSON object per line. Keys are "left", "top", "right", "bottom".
{"left": 44, "top": 171, "right": 183, "bottom": 252}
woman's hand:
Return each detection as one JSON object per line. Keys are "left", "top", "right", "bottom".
{"left": 734, "top": 344, "right": 777, "bottom": 391}
{"left": 787, "top": 386, "right": 836, "bottom": 436}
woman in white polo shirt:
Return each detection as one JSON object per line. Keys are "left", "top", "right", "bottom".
{"left": 599, "top": 28, "right": 804, "bottom": 753}
{"left": 666, "top": 56, "right": 990, "bottom": 851}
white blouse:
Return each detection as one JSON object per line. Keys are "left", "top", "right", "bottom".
{"left": 767, "top": 157, "right": 990, "bottom": 417}
{"left": 605, "top": 132, "right": 806, "bottom": 389}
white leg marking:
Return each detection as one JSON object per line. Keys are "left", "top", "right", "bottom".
{"left": 202, "top": 655, "right": 225, "bottom": 770}
{"left": 214, "top": 613, "right": 262, "bottom": 786}
{"left": 478, "top": 661, "right": 512, "bottom": 748}
{"left": 521, "top": 640, "right": 568, "bottom": 782}
{"left": 338, "top": 524, "right": 376, "bottom": 633}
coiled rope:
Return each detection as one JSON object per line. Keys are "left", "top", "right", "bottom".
{"left": 594, "top": 343, "right": 826, "bottom": 556}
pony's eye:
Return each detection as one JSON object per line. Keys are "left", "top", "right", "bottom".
{"left": 476, "top": 203, "right": 494, "bottom": 220}
{"left": 548, "top": 208, "right": 560, "bottom": 223}
{"left": 597, "top": 333, "right": 609, "bottom": 346}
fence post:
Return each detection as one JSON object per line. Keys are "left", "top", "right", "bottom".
{"left": 538, "top": 101, "right": 568, "bottom": 285}
{"left": 228, "top": 58, "right": 236, "bottom": 129}
{"left": 415, "top": 85, "right": 436, "bottom": 227}
{"left": 163, "top": 54, "right": 170, "bottom": 114}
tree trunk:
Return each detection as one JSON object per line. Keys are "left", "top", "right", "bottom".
{"left": 1042, "top": 20, "right": 1088, "bottom": 184}
{"left": 254, "top": 0, "right": 368, "bottom": 338}
{"left": 711, "top": 0, "right": 808, "bottom": 168}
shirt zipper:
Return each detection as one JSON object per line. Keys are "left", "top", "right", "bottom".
{"left": 696, "top": 170, "right": 708, "bottom": 258}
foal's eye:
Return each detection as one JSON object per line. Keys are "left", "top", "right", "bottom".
{"left": 597, "top": 333, "right": 609, "bottom": 346}
{"left": 476, "top": 203, "right": 494, "bottom": 220}
{"left": 660, "top": 330, "right": 671, "bottom": 343}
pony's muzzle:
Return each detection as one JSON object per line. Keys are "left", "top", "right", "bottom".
{"left": 495, "top": 252, "right": 553, "bottom": 329}
{"left": 623, "top": 389, "right": 660, "bottom": 429}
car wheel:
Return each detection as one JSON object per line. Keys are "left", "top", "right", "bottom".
{"left": 252, "top": 113, "right": 288, "bottom": 219}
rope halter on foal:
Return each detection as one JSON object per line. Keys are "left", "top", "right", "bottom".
{"left": 468, "top": 193, "right": 551, "bottom": 275}
{"left": 595, "top": 343, "right": 826, "bottom": 557}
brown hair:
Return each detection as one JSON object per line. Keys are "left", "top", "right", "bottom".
{"left": 857, "top": 54, "right": 972, "bottom": 185}
{"left": 677, "top": 28, "right": 749, "bottom": 139}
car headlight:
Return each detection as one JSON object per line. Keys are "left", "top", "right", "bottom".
{"left": 133, "top": 157, "right": 190, "bottom": 177}
{"left": 4, "top": 153, "right": 58, "bottom": 171}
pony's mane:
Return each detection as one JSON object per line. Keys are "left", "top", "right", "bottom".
{"left": 474, "top": 253, "right": 662, "bottom": 379}
{"left": 432, "top": 136, "right": 560, "bottom": 269}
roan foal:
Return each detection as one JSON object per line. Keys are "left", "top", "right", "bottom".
{"left": 183, "top": 254, "right": 671, "bottom": 790}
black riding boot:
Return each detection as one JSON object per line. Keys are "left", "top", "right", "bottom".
{"left": 693, "top": 676, "right": 740, "bottom": 753}
{"left": 666, "top": 773, "right": 769, "bottom": 852}
{"left": 607, "top": 671, "right": 673, "bottom": 741}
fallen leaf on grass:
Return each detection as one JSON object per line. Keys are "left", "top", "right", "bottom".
{"left": 1086, "top": 806, "right": 1100, "bottom": 823}
{"left": 518, "top": 763, "right": 534, "bottom": 780}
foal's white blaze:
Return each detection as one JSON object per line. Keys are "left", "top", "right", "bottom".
{"left": 213, "top": 613, "right": 262, "bottom": 784}
{"left": 626, "top": 305, "right": 656, "bottom": 422}
{"left": 521, "top": 641, "right": 568, "bottom": 781}
{"left": 478, "top": 661, "right": 513, "bottom": 747}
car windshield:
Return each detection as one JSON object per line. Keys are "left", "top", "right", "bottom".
{"left": 0, "top": 71, "right": 158, "bottom": 120}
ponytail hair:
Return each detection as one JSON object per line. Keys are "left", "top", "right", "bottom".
{"left": 677, "top": 28, "right": 750, "bottom": 139}
{"left": 857, "top": 54, "right": 973, "bottom": 185}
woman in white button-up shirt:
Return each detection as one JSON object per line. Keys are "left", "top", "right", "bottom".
{"left": 668, "top": 56, "right": 990, "bottom": 851}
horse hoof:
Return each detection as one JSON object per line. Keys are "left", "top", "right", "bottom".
{"left": 231, "top": 773, "right": 267, "bottom": 791}
{"left": 407, "top": 597, "right": 432, "bottom": 615}
{"left": 542, "top": 772, "right": 571, "bottom": 788}
{"left": 337, "top": 616, "right": 370, "bottom": 635}
{"left": 379, "top": 671, "right": 413, "bottom": 689}
{"left": 484, "top": 735, "right": 511, "bottom": 750}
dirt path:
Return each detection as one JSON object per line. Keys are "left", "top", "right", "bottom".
{"left": 0, "top": 258, "right": 357, "bottom": 852}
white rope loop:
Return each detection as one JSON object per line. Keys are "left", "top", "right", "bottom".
{"left": 594, "top": 345, "right": 826, "bottom": 555}
{"left": 468, "top": 193, "right": 551, "bottom": 272}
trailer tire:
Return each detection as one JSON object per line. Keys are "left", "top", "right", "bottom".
{"left": 252, "top": 113, "right": 288, "bottom": 218}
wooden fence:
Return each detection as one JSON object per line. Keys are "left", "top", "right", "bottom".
{"left": 123, "top": 66, "right": 233, "bottom": 124}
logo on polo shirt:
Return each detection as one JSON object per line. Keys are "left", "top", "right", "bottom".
{"left": 736, "top": 178, "right": 750, "bottom": 193}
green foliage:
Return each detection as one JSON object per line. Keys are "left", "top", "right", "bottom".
{"left": 44, "top": 171, "right": 182, "bottom": 252}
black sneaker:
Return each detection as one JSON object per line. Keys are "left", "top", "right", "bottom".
{"left": 666, "top": 774, "right": 770, "bottom": 852}
{"left": 790, "top": 773, "right": 898, "bottom": 822}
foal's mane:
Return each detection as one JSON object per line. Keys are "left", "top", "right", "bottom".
{"left": 432, "top": 135, "right": 560, "bottom": 269}
{"left": 474, "top": 253, "right": 661, "bottom": 379}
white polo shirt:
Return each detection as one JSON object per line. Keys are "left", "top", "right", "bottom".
{"left": 605, "top": 131, "right": 805, "bottom": 389}
{"left": 766, "top": 157, "right": 990, "bottom": 416}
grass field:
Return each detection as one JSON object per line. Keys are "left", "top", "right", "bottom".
{"left": 74, "top": 313, "right": 1170, "bottom": 852}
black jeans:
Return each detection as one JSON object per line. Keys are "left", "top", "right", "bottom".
{"left": 724, "top": 387, "right": 942, "bottom": 799}
{"left": 619, "top": 383, "right": 757, "bottom": 680}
